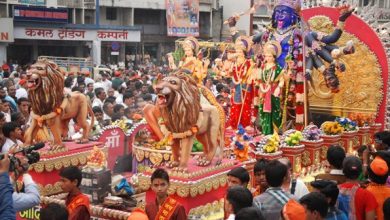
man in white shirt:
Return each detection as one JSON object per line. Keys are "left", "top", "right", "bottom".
{"left": 15, "top": 79, "right": 28, "bottom": 100}
{"left": 101, "top": 73, "right": 112, "bottom": 92}
{"left": 92, "top": 87, "right": 106, "bottom": 108}
{"left": 1, "top": 121, "right": 23, "bottom": 153}
{"left": 278, "top": 157, "right": 309, "bottom": 199}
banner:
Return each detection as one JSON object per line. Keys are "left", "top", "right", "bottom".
{"left": 166, "top": 0, "right": 199, "bottom": 37}
{"left": 14, "top": 5, "right": 68, "bottom": 23}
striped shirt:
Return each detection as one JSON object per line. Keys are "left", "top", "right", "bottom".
{"left": 253, "top": 187, "right": 294, "bottom": 220}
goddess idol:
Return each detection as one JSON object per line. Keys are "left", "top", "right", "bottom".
{"left": 167, "top": 36, "right": 210, "bottom": 84}
{"left": 257, "top": 41, "right": 292, "bottom": 135}
{"left": 226, "top": 36, "right": 256, "bottom": 129}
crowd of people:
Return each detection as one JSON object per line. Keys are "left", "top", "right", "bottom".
{"left": 221, "top": 136, "right": 390, "bottom": 220}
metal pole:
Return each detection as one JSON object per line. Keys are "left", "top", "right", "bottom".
{"left": 95, "top": 0, "right": 100, "bottom": 27}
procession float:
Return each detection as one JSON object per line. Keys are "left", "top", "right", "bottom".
{"left": 16, "top": 0, "right": 390, "bottom": 219}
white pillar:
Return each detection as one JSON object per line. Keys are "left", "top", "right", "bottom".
{"left": 130, "top": 8, "right": 134, "bottom": 26}
{"left": 0, "top": 43, "right": 7, "bottom": 64}
{"left": 73, "top": 8, "right": 76, "bottom": 24}
{"left": 209, "top": 10, "right": 213, "bottom": 38}
{"left": 92, "top": 40, "right": 101, "bottom": 66}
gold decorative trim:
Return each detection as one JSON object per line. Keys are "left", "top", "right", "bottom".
{"left": 138, "top": 170, "right": 229, "bottom": 198}
{"left": 302, "top": 151, "right": 311, "bottom": 166}
{"left": 38, "top": 181, "right": 63, "bottom": 196}
{"left": 30, "top": 147, "right": 108, "bottom": 173}
{"left": 188, "top": 199, "right": 224, "bottom": 218}
{"left": 41, "top": 195, "right": 131, "bottom": 220}
{"left": 321, "top": 146, "right": 327, "bottom": 160}
{"left": 133, "top": 145, "right": 232, "bottom": 167}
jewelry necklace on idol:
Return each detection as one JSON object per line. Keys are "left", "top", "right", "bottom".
{"left": 260, "top": 64, "right": 274, "bottom": 93}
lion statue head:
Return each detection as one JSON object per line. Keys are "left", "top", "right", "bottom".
{"left": 27, "top": 59, "right": 65, "bottom": 115}
{"left": 155, "top": 70, "right": 201, "bottom": 133}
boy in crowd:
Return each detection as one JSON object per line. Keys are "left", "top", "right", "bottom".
{"left": 252, "top": 159, "right": 269, "bottom": 196}
{"left": 224, "top": 186, "right": 254, "bottom": 220}
{"left": 316, "top": 145, "right": 346, "bottom": 184}
{"left": 300, "top": 192, "right": 329, "bottom": 220}
{"left": 227, "top": 167, "right": 250, "bottom": 188}
{"left": 235, "top": 207, "right": 265, "bottom": 220}
{"left": 253, "top": 160, "right": 294, "bottom": 219}
{"left": 145, "top": 168, "right": 186, "bottom": 220}
{"left": 311, "top": 180, "right": 347, "bottom": 220}
{"left": 59, "top": 166, "right": 90, "bottom": 220}
{"left": 40, "top": 203, "right": 69, "bottom": 220}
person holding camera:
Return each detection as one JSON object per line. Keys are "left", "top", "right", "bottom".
{"left": 0, "top": 154, "right": 16, "bottom": 219}
{"left": 11, "top": 155, "right": 40, "bottom": 212}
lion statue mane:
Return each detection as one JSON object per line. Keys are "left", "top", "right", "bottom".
{"left": 144, "top": 70, "right": 225, "bottom": 171}
{"left": 158, "top": 73, "right": 201, "bottom": 133}
{"left": 28, "top": 59, "right": 65, "bottom": 116}
{"left": 24, "top": 59, "right": 94, "bottom": 147}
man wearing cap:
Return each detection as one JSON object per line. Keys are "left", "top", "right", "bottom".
{"left": 338, "top": 156, "right": 377, "bottom": 220}
{"left": 82, "top": 70, "right": 94, "bottom": 86}
{"left": 282, "top": 199, "right": 306, "bottom": 220}
{"left": 16, "top": 79, "right": 28, "bottom": 100}
{"left": 112, "top": 71, "right": 124, "bottom": 90}
{"left": 366, "top": 154, "right": 390, "bottom": 220}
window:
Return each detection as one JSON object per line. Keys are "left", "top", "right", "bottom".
{"left": 106, "top": 7, "right": 117, "bottom": 20}
{"left": 134, "top": 9, "right": 161, "bottom": 25}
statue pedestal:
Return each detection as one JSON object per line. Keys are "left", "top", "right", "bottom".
{"left": 281, "top": 145, "right": 305, "bottom": 173}
{"left": 357, "top": 127, "right": 370, "bottom": 146}
{"left": 320, "top": 135, "right": 341, "bottom": 161}
{"left": 138, "top": 158, "right": 241, "bottom": 218}
{"left": 369, "top": 123, "right": 382, "bottom": 144}
{"left": 301, "top": 139, "right": 323, "bottom": 168}
{"left": 29, "top": 141, "right": 106, "bottom": 196}
{"left": 341, "top": 131, "right": 359, "bottom": 154}
{"left": 255, "top": 151, "right": 283, "bottom": 161}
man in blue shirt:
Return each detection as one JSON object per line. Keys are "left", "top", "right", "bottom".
{"left": 0, "top": 154, "right": 16, "bottom": 219}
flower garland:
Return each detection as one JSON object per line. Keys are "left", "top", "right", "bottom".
{"left": 335, "top": 117, "right": 357, "bottom": 132}
{"left": 321, "top": 121, "right": 344, "bottom": 135}
{"left": 302, "top": 124, "right": 322, "bottom": 141}
{"left": 282, "top": 129, "right": 303, "bottom": 146}
{"left": 256, "top": 132, "right": 280, "bottom": 153}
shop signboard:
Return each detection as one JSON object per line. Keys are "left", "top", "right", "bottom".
{"left": 0, "top": 18, "right": 14, "bottom": 42}
{"left": 13, "top": 5, "right": 68, "bottom": 23}
{"left": 14, "top": 27, "right": 141, "bottom": 42}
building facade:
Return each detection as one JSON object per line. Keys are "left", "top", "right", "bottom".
{"left": 0, "top": 0, "right": 220, "bottom": 67}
